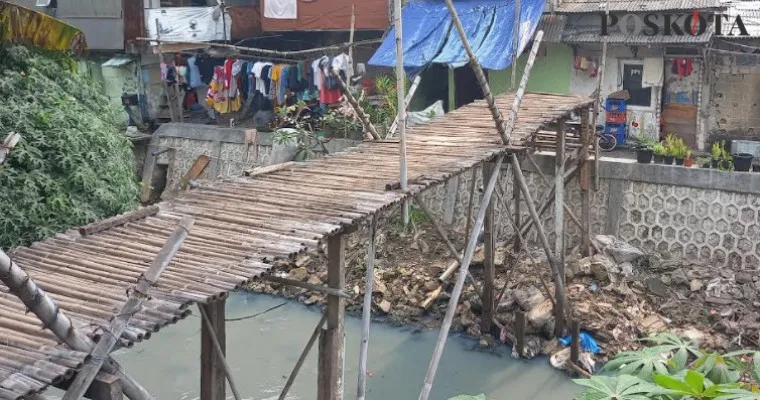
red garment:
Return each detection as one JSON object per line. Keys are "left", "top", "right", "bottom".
{"left": 319, "top": 70, "right": 341, "bottom": 104}
{"left": 674, "top": 58, "right": 693, "bottom": 77}
{"left": 224, "top": 58, "right": 236, "bottom": 90}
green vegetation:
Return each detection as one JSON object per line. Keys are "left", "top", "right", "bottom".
{"left": 664, "top": 134, "right": 690, "bottom": 159}
{"left": 574, "top": 333, "right": 760, "bottom": 399}
{"left": 711, "top": 141, "right": 734, "bottom": 171}
{"left": 0, "top": 44, "right": 138, "bottom": 248}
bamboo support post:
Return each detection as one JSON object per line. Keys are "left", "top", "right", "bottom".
{"left": 388, "top": 75, "right": 422, "bottom": 138}
{"left": 443, "top": 0, "right": 509, "bottom": 143}
{"left": 347, "top": 4, "right": 356, "bottom": 80}
{"left": 393, "top": 0, "right": 409, "bottom": 226}
{"left": 318, "top": 234, "right": 346, "bottom": 400}
{"left": 198, "top": 304, "right": 242, "bottom": 400}
{"left": 579, "top": 107, "right": 592, "bottom": 257}
{"left": 510, "top": 0, "right": 522, "bottom": 92}
{"left": 481, "top": 161, "right": 496, "bottom": 334}
{"left": 518, "top": 164, "right": 579, "bottom": 239}
{"left": 356, "top": 216, "right": 376, "bottom": 400}
{"left": 0, "top": 250, "right": 155, "bottom": 400}
{"left": 413, "top": 196, "right": 461, "bottom": 264}
{"left": 510, "top": 155, "right": 567, "bottom": 322}
{"left": 570, "top": 320, "right": 581, "bottom": 365}
{"left": 418, "top": 156, "right": 503, "bottom": 400}
{"left": 330, "top": 70, "right": 380, "bottom": 140}
{"left": 525, "top": 153, "right": 586, "bottom": 235}
{"left": 62, "top": 217, "right": 195, "bottom": 400}
{"left": 155, "top": 20, "right": 176, "bottom": 123}
{"left": 593, "top": 1, "right": 608, "bottom": 192}
{"left": 278, "top": 314, "right": 327, "bottom": 400}
{"left": 259, "top": 275, "right": 352, "bottom": 299}
{"left": 515, "top": 311, "right": 526, "bottom": 358}
{"left": 504, "top": 31, "right": 544, "bottom": 138}
{"left": 554, "top": 119, "right": 566, "bottom": 338}
{"left": 464, "top": 168, "right": 477, "bottom": 242}
{"left": 512, "top": 156, "right": 522, "bottom": 252}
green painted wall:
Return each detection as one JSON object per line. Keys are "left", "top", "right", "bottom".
{"left": 488, "top": 43, "right": 574, "bottom": 95}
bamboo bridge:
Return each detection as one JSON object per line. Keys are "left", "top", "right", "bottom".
{"left": 0, "top": 91, "right": 594, "bottom": 400}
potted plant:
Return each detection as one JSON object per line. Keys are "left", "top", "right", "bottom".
{"left": 733, "top": 152, "right": 754, "bottom": 172}
{"left": 711, "top": 141, "right": 723, "bottom": 168}
{"left": 633, "top": 135, "right": 655, "bottom": 164}
{"left": 753, "top": 163, "right": 760, "bottom": 172}
{"left": 673, "top": 138, "right": 688, "bottom": 166}
{"left": 652, "top": 142, "right": 666, "bottom": 164}
{"left": 663, "top": 134, "right": 678, "bottom": 165}
{"left": 697, "top": 156, "right": 712, "bottom": 168}
{"left": 684, "top": 150, "right": 693, "bottom": 167}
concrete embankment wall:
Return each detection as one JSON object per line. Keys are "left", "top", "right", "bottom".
{"left": 419, "top": 154, "right": 760, "bottom": 269}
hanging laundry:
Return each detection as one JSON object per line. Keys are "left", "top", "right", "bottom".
{"left": 188, "top": 55, "right": 203, "bottom": 88}
{"left": 206, "top": 65, "right": 241, "bottom": 114}
{"left": 672, "top": 58, "right": 693, "bottom": 77}
{"left": 642, "top": 57, "right": 664, "bottom": 87}
{"left": 263, "top": 0, "right": 297, "bottom": 19}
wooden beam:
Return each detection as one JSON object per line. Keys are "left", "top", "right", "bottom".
{"left": 579, "top": 107, "right": 592, "bottom": 257}
{"left": 418, "top": 156, "right": 503, "bottom": 400}
{"left": 199, "top": 302, "right": 241, "bottom": 400}
{"left": 78, "top": 206, "right": 159, "bottom": 236}
{"left": 512, "top": 156, "right": 522, "bottom": 252}
{"left": 554, "top": 119, "right": 566, "bottom": 338}
{"left": 258, "top": 275, "right": 352, "bottom": 299}
{"left": 481, "top": 161, "right": 496, "bottom": 334}
{"left": 63, "top": 217, "right": 194, "bottom": 400}
{"left": 515, "top": 311, "right": 526, "bottom": 358}
{"left": 278, "top": 314, "right": 327, "bottom": 400}
{"left": 570, "top": 320, "right": 581, "bottom": 364}
{"left": 201, "top": 300, "right": 227, "bottom": 400}
{"left": 464, "top": 167, "right": 478, "bottom": 241}
{"left": 318, "top": 234, "right": 346, "bottom": 400}
{"left": 57, "top": 373, "right": 123, "bottom": 400}
{"left": 244, "top": 161, "right": 296, "bottom": 177}
{"left": 356, "top": 216, "right": 377, "bottom": 400}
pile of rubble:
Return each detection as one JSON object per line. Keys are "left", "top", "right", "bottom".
{"left": 246, "top": 213, "right": 760, "bottom": 367}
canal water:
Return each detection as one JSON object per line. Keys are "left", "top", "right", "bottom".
{"left": 108, "top": 293, "right": 578, "bottom": 400}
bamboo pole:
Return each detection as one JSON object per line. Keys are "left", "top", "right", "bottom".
{"left": 518, "top": 164, "right": 579, "bottom": 239}
{"left": 138, "top": 37, "right": 383, "bottom": 59}
{"left": 155, "top": 19, "right": 176, "bottom": 123}
{"left": 331, "top": 70, "right": 381, "bottom": 140}
{"left": 512, "top": 158, "right": 522, "bottom": 252}
{"left": 388, "top": 75, "right": 422, "bottom": 138}
{"left": 510, "top": 155, "right": 567, "bottom": 321}
{"left": 356, "top": 215, "right": 376, "bottom": 400}
{"left": 442, "top": 0, "right": 509, "bottom": 144}
{"left": 553, "top": 119, "right": 566, "bottom": 338}
{"left": 418, "top": 156, "right": 503, "bottom": 400}
{"left": 413, "top": 195, "right": 461, "bottom": 264}
{"left": 481, "top": 161, "right": 496, "bottom": 334}
{"left": 504, "top": 31, "right": 544, "bottom": 138}
{"left": 62, "top": 216, "right": 195, "bottom": 400}
{"left": 394, "top": 0, "right": 409, "bottom": 226}
{"left": 510, "top": 0, "right": 522, "bottom": 92}
{"left": 259, "top": 275, "right": 352, "bottom": 299}
{"left": 279, "top": 314, "right": 327, "bottom": 400}
{"left": 464, "top": 168, "right": 477, "bottom": 242}
{"left": 579, "top": 107, "right": 592, "bottom": 257}
{"left": 0, "top": 250, "right": 155, "bottom": 400}
{"left": 593, "top": 0, "right": 609, "bottom": 192}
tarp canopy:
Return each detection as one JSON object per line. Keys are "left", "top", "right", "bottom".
{"left": 0, "top": 1, "right": 87, "bottom": 54}
{"left": 368, "top": 0, "right": 545, "bottom": 73}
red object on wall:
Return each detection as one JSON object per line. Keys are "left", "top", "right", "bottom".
{"left": 260, "top": 0, "right": 389, "bottom": 31}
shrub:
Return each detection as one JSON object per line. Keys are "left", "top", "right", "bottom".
{"left": 0, "top": 44, "right": 139, "bottom": 248}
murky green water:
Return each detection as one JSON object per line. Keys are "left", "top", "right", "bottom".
{"left": 106, "top": 293, "right": 578, "bottom": 400}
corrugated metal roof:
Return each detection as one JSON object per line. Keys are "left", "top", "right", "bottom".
{"left": 538, "top": 14, "right": 568, "bottom": 42}
{"left": 556, "top": 0, "right": 723, "bottom": 13}
{"left": 562, "top": 24, "right": 713, "bottom": 43}
{"left": 725, "top": 0, "right": 760, "bottom": 37}
{"left": 102, "top": 54, "right": 135, "bottom": 67}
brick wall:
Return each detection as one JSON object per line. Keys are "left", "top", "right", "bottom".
{"left": 707, "top": 58, "right": 760, "bottom": 144}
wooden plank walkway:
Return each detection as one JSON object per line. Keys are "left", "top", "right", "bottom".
{"left": 0, "top": 92, "right": 592, "bottom": 399}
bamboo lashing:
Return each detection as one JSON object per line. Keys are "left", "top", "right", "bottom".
{"left": 330, "top": 70, "right": 381, "bottom": 140}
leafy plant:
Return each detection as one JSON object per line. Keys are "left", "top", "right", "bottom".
{"left": 712, "top": 142, "right": 724, "bottom": 161}
{"left": 321, "top": 109, "right": 362, "bottom": 137}
{"left": 664, "top": 134, "right": 689, "bottom": 159}
{"left": 575, "top": 334, "right": 760, "bottom": 400}
{"left": 0, "top": 44, "right": 138, "bottom": 248}
{"left": 653, "top": 142, "right": 666, "bottom": 156}
{"left": 634, "top": 135, "right": 659, "bottom": 150}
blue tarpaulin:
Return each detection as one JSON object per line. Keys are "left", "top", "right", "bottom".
{"left": 368, "top": 0, "right": 545, "bottom": 73}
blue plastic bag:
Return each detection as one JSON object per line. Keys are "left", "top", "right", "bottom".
{"left": 558, "top": 332, "right": 601, "bottom": 354}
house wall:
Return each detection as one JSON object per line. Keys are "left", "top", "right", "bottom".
{"left": 571, "top": 45, "right": 664, "bottom": 141}
{"left": 705, "top": 54, "right": 760, "bottom": 146}
{"left": 488, "top": 43, "right": 575, "bottom": 95}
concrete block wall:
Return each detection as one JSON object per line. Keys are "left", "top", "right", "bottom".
{"left": 707, "top": 59, "right": 760, "bottom": 144}
{"left": 421, "top": 154, "right": 760, "bottom": 269}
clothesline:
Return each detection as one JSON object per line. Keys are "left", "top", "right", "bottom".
{"left": 136, "top": 37, "right": 383, "bottom": 59}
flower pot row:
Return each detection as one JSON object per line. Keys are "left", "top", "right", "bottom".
{"left": 636, "top": 149, "right": 694, "bottom": 166}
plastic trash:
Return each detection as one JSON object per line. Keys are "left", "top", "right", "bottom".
{"left": 558, "top": 331, "right": 601, "bottom": 354}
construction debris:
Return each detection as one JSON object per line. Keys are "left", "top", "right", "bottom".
{"left": 247, "top": 212, "right": 760, "bottom": 366}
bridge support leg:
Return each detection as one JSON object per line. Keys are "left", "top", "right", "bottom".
{"left": 481, "top": 161, "right": 497, "bottom": 335}
{"left": 318, "top": 234, "right": 346, "bottom": 400}
{"left": 200, "top": 299, "right": 226, "bottom": 400}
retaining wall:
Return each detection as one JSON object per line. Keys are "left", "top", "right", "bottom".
{"left": 419, "top": 153, "right": 760, "bottom": 269}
